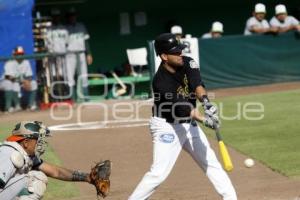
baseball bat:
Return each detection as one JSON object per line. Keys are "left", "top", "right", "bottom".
{"left": 43, "top": 57, "right": 50, "bottom": 104}
{"left": 215, "top": 128, "right": 233, "bottom": 172}
{"left": 110, "top": 71, "right": 127, "bottom": 96}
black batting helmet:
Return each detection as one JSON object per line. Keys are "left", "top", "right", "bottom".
{"left": 154, "top": 33, "right": 186, "bottom": 55}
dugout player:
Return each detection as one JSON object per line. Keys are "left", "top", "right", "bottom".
{"left": 128, "top": 33, "right": 237, "bottom": 200}
{"left": 0, "top": 47, "right": 37, "bottom": 112}
{"left": 269, "top": 4, "right": 300, "bottom": 33}
{"left": 170, "top": 25, "right": 183, "bottom": 40}
{"left": 202, "top": 21, "right": 224, "bottom": 39}
{"left": 46, "top": 8, "right": 69, "bottom": 82}
{"left": 0, "top": 121, "right": 94, "bottom": 200}
{"left": 244, "top": 3, "right": 276, "bottom": 35}
{"left": 65, "top": 7, "right": 93, "bottom": 102}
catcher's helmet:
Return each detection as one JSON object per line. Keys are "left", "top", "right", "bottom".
{"left": 6, "top": 121, "right": 50, "bottom": 142}
{"left": 154, "top": 33, "right": 186, "bottom": 55}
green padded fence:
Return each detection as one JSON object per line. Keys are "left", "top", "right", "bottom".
{"left": 199, "top": 32, "right": 300, "bottom": 89}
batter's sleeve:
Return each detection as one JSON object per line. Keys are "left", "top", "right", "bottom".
{"left": 184, "top": 57, "right": 205, "bottom": 91}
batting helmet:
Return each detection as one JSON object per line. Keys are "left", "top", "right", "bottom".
{"left": 154, "top": 33, "right": 186, "bottom": 55}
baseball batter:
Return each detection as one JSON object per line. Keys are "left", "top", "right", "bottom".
{"left": 65, "top": 7, "right": 93, "bottom": 102}
{"left": 128, "top": 33, "right": 237, "bottom": 200}
{"left": 0, "top": 47, "right": 37, "bottom": 112}
{"left": 269, "top": 4, "right": 300, "bottom": 33}
{"left": 0, "top": 121, "right": 111, "bottom": 200}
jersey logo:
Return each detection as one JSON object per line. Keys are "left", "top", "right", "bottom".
{"left": 159, "top": 134, "right": 175, "bottom": 143}
{"left": 189, "top": 60, "right": 199, "bottom": 69}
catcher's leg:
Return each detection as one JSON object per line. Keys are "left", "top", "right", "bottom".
{"left": 0, "top": 174, "right": 28, "bottom": 200}
{"left": 17, "top": 171, "right": 48, "bottom": 200}
{"left": 183, "top": 125, "right": 237, "bottom": 200}
{"left": 128, "top": 117, "right": 184, "bottom": 200}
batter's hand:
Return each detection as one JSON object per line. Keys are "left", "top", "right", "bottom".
{"left": 203, "top": 101, "right": 218, "bottom": 117}
{"left": 203, "top": 114, "right": 220, "bottom": 130}
{"left": 87, "top": 54, "right": 93, "bottom": 65}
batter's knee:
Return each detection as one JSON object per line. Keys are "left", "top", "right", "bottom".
{"left": 146, "top": 168, "right": 169, "bottom": 185}
{"left": 18, "top": 171, "right": 48, "bottom": 200}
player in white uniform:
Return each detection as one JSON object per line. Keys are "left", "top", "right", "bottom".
{"left": 0, "top": 121, "right": 100, "bottom": 200}
{"left": 202, "top": 21, "right": 224, "bottom": 39}
{"left": 170, "top": 25, "right": 183, "bottom": 40}
{"left": 128, "top": 33, "right": 237, "bottom": 200}
{"left": 0, "top": 47, "right": 37, "bottom": 112}
{"left": 46, "top": 8, "right": 69, "bottom": 82}
{"left": 65, "top": 7, "right": 93, "bottom": 102}
{"left": 269, "top": 4, "right": 300, "bottom": 33}
{"left": 244, "top": 3, "right": 275, "bottom": 35}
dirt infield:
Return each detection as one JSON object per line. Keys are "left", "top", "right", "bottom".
{"left": 1, "top": 81, "right": 300, "bottom": 200}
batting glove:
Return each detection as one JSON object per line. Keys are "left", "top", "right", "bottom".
{"left": 203, "top": 114, "right": 220, "bottom": 130}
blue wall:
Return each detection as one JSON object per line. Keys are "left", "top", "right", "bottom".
{"left": 0, "top": 0, "right": 35, "bottom": 76}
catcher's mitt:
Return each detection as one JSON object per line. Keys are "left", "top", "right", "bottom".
{"left": 90, "top": 160, "right": 111, "bottom": 198}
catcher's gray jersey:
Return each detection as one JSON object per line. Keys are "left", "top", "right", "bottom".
{"left": 269, "top": 16, "right": 299, "bottom": 28}
{"left": 0, "top": 142, "right": 46, "bottom": 200}
{"left": 244, "top": 17, "right": 270, "bottom": 35}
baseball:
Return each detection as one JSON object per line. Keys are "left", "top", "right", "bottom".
{"left": 244, "top": 158, "right": 255, "bottom": 168}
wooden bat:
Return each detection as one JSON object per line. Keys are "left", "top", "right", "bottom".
{"left": 43, "top": 57, "right": 50, "bottom": 104}
{"left": 215, "top": 128, "right": 233, "bottom": 172}
{"left": 110, "top": 71, "right": 127, "bottom": 96}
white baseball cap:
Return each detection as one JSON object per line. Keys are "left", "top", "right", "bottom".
{"left": 275, "top": 4, "right": 287, "bottom": 15}
{"left": 185, "top": 34, "right": 192, "bottom": 39}
{"left": 171, "top": 25, "right": 183, "bottom": 35}
{"left": 255, "top": 3, "right": 266, "bottom": 13}
{"left": 211, "top": 21, "right": 223, "bottom": 33}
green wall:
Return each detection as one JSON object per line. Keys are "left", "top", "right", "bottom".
{"left": 36, "top": 0, "right": 300, "bottom": 73}
{"left": 199, "top": 32, "right": 300, "bottom": 89}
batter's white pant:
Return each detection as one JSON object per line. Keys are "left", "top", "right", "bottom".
{"left": 0, "top": 171, "right": 47, "bottom": 200}
{"left": 128, "top": 117, "right": 237, "bottom": 200}
{"left": 66, "top": 52, "right": 88, "bottom": 88}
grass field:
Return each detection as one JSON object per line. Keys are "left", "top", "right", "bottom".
{"left": 0, "top": 124, "right": 79, "bottom": 200}
{"left": 0, "top": 88, "right": 299, "bottom": 199}
{"left": 203, "top": 89, "right": 300, "bottom": 177}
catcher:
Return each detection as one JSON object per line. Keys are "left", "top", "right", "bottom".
{"left": 0, "top": 121, "right": 111, "bottom": 200}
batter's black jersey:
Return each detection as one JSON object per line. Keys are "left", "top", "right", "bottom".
{"left": 152, "top": 56, "right": 204, "bottom": 123}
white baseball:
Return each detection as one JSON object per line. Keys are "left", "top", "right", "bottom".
{"left": 244, "top": 158, "right": 255, "bottom": 168}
